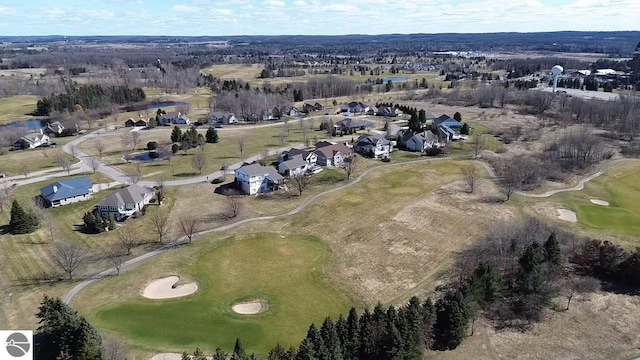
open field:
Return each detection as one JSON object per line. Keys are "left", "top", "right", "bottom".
{"left": 0, "top": 146, "right": 76, "bottom": 177}
{"left": 76, "top": 234, "right": 353, "bottom": 355}
{"left": 0, "top": 95, "right": 40, "bottom": 125}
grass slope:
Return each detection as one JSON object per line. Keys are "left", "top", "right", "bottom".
{"left": 86, "top": 234, "right": 352, "bottom": 354}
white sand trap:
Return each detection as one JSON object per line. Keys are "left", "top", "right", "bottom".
{"left": 557, "top": 209, "right": 577, "bottom": 222}
{"left": 232, "top": 300, "right": 268, "bottom": 315}
{"left": 590, "top": 199, "right": 609, "bottom": 206}
{"left": 142, "top": 276, "right": 198, "bottom": 299}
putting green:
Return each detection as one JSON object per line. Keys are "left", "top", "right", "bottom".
{"left": 89, "top": 234, "right": 352, "bottom": 354}
{"left": 561, "top": 164, "right": 640, "bottom": 237}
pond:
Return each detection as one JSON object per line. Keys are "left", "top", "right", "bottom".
{"left": 146, "top": 101, "right": 188, "bottom": 110}
{"left": 383, "top": 77, "right": 409, "bottom": 83}
{"left": 124, "top": 151, "right": 170, "bottom": 162}
{"left": 4, "top": 118, "right": 47, "bottom": 131}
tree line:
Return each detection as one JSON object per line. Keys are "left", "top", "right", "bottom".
{"left": 35, "top": 84, "right": 145, "bottom": 116}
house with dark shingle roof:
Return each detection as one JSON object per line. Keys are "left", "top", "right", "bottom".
{"left": 433, "top": 114, "right": 462, "bottom": 131}
{"left": 13, "top": 130, "right": 50, "bottom": 150}
{"left": 334, "top": 118, "right": 373, "bottom": 133}
{"left": 278, "top": 155, "right": 309, "bottom": 177}
{"left": 97, "top": 184, "right": 155, "bottom": 221}
{"left": 354, "top": 135, "right": 392, "bottom": 159}
{"left": 39, "top": 176, "right": 93, "bottom": 207}
{"left": 234, "top": 163, "right": 284, "bottom": 195}
{"left": 339, "top": 101, "right": 369, "bottom": 114}
{"left": 396, "top": 129, "right": 442, "bottom": 152}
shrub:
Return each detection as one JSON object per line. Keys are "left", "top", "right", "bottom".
{"left": 146, "top": 141, "right": 158, "bottom": 150}
{"left": 148, "top": 151, "right": 159, "bottom": 159}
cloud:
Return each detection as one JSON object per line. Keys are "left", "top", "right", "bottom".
{"left": 262, "top": 0, "right": 285, "bottom": 8}
{"left": 171, "top": 4, "right": 200, "bottom": 12}
{"left": 211, "top": 8, "right": 234, "bottom": 15}
{"left": 0, "top": 6, "right": 16, "bottom": 15}
{"left": 79, "top": 10, "right": 116, "bottom": 20}
{"left": 44, "top": 8, "right": 65, "bottom": 18}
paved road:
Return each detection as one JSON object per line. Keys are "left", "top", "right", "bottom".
{"left": 62, "top": 156, "right": 451, "bottom": 304}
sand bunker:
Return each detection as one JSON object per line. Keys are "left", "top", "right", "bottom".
{"left": 142, "top": 276, "right": 198, "bottom": 300}
{"left": 590, "top": 199, "right": 609, "bottom": 206}
{"left": 557, "top": 209, "right": 577, "bottom": 222}
{"left": 150, "top": 354, "right": 183, "bottom": 360}
{"left": 232, "top": 300, "right": 268, "bottom": 315}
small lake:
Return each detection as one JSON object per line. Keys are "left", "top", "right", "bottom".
{"left": 4, "top": 118, "right": 46, "bottom": 131}
{"left": 383, "top": 77, "right": 409, "bottom": 83}
{"left": 146, "top": 101, "right": 188, "bottom": 110}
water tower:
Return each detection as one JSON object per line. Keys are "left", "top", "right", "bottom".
{"left": 551, "top": 65, "right": 564, "bottom": 93}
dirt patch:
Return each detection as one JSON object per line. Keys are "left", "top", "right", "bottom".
{"left": 232, "top": 299, "right": 268, "bottom": 315}
{"left": 557, "top": 209, "right": 577, "bottom": 222}
{"left": 590, "top": 199, "right": 609, "bottom": 206}
{"left": 150, "top": 354, "right": 184, "bottom": 360}
{"left": 142, "top": 276, "right": 198, "bottom": 300}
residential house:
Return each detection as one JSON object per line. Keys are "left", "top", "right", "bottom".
{"left": 340, "top": 101, "right": 370, "bottom": 114}
{"left": 162, "top": 111, "right": 190, "bottom": 125}
{"left": 354, "top": 135, "right": 392, "bottom": 159}
{"left": 396, "top": 129, "right": 442, "bottom": 152}
{"left": 302, "top": 102, "right": 324, "bottom": 113}
{"left": 97, "top": 184, "right": 155, "bottom": 221}
{"left": 13, "top": 130, "right": 50, "bottom": 149}
{"left": 279, "top": 148, "right": 318, "bottom": 166}
{"left": 234, "top": 163, "right": 284, "bottom": 195}
{"left": 39, "top": 176, "right": 93, "bottom": 208}
{"left": 276, "top": 106, "right": 301, "bottom": 117}
{"left": 439, "top": 124, "right": 460, "bottom": 142}
{"left": 209, "top": 112, "right": 238, "bottom": 125}
{"left": 376, "top": 107, "right": 403, "bottom": 117}
{"left": 44, "top": 121, "right": 65, "bottom": 136}
{"left": 432, "top": 114, "right": 462, "bottom": 131}
{"left": 134, "top": 118, "right": 149, "bottom": 127}
{"left": 334, "top": 118, "right": 373, "bottom": 133}
{"left": 314, "top": 143, "right": 353, "bottom": 167}
{"left": 124, "top": 118, "right": 136, "bottom": 127}
{"left": 278, "top": 155, "right": 308, "bottom": 177}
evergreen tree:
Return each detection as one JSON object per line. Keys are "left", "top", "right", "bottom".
{"left": 307, "top": 324, "right": 330, "bottom": 360}
{"left": 434, "top": 290, "right": 470, "bottom": 350}
{"left": 268, "top": 344, "right": 287, "bottom": 360}
{"left": 296, "top": 338, "right": 318, "bottom": 360}
{"left": 418, "top": 109, "right": 426, "bottom": 123}
{"left": 469, "top": 262, "right": 505, "bottom": 304}
{"left": 9, "top": 199, "right": 38, "bottom": 234}
{"left": 320, "top": 317, "right": 343, "bottom": 360}
{"left": 231, "top": 338, "right": 249, "bottom": 360}
{"left": 35, "top": 296, "right": 104, "bottom": 360}
{"left": 206, "top": 126, "right": 219, "bottom": 143}
{"left": 453, "top": 112, "right": 462, "bottom": 122}
{"left": 193, "top": 348, "right": 207, "bottom": 360}
{"left": 544, "top": 232, "right": 563, "bottom": 267}
{"left": 171, "top": 126, "right": 183, "bottom": 143}
{"left": 516, "top": 243, "right": 552, "bottom": 308}
{"left": 213, "top": 347, "right": 228, "bottom": 360}
{"left": 345, "top": 308, "right": 360, "bottom": 360}
{"left": 460, "top": 123, "right": 470, "bottom": 135}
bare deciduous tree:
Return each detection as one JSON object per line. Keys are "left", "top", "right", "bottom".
{"left": 291, "top": 174, "right": 312, "bottom": 196}
{"left": 279, "top": 131, "right": 287, "bottom": 146}
{"left": 178, "top": 216, "right": 202, "bottom": 243}
{"left": 103, "top": 335, "right": 127, "bottom": 360}
{"left": 94, "top": 140, "right": 106, "bottom": 158}
{"left": 148, "top": 208, "right": 171, "bottom": 243}
{"left": 470, "top": 135, "right": 486, "bottom": 159}
{"left": 88, "top": 156, "right": 101, "bottom": 173}
{"left": 21, "top": 164, "right": 29, "bottom": 178}
{"left": 238, "top": 137, "right": 246, "bottom": 161}
{"left": 61, "top": 158, "right": 72, "bottom": 176}
{"left": 106, "top": 242, "right": 127, "bottom": 275}
{"left": 462, "top": 164, "right": 479, "bottom": 193}
{"left": 50, "top": 240, "right": 88, "bottom": 280}
{"left": 116, "top": 226, "right": 138, "bottom": 255}
{"left": 192, "top": 152, "right": 206, "bottom": 175}
{"left": 223, "top": 189, "right": 242, "bottom": 219}
{"left": 69, "top": 144, "right": 79, "bottom": 159}
{"left": 342, "top": 154, "right": 359, "bottom": 180}
{"left": 131, "top": 131, "right": 141, "bottom": 151}
{"left": 562, "top": 275, "right": 599, "bottom": 311}
{"left": 499, "top": 166, "right": 522, "bottom": 201}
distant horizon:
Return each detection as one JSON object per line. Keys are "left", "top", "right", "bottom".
{"left": 0, "top": 0, "right": 639, "bottom": 37}
{"left": 2, "top": 30, "right": 640, "bottom": 39}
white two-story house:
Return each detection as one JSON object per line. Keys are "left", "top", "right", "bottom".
{"left": 97, "top": 184, "right": 155, "bottom": 221}
{"left": 234, "top": 163, "right": 284, "bottom": 195}
{"left": 354, "top": 135, "right": 392, "bottom": 159}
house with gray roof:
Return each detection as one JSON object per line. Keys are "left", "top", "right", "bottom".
{"left": 397, "top": 129, "right": 442, "bottom": 152}
{"left": 278, "top": 155, "right": 309, "bottom": 177}
{"left": 13, "top": 130, "right": 50, "bottom": 150}
{"left": 340, "top": 101, "right": 369, "bottom": 114}
{"left": 97, "top": 184, "right": 155, "bottom": 221}
{"left": 354, "top": 135, "right": 392, "bottom": 159}
{"left": 39, "top": 176, "right": 93, "bottom": 207}
{"left": 334, "top": 118, "right": 373, "bottom": 134}
{"left": 234, "top": 163, "right": 284, "bottom": 195}
{"left": 44, "top": 121, "right": 65, "bottom": 136}
{"left": 209, "top": 112, "right": 238, "bottom": 125}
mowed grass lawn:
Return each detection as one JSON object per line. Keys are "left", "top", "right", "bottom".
{"left": 555, "top": 161, "right": 640, "bottom": 240}
{"left": 80, "top": 234, "right": 353, "bottom": 355}
{"left": 0, "top": 95, "right": 40, "bottom": 125}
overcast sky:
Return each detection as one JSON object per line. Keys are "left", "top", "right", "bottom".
{"left": 0, "top": 0, "right": 638, "bottom": 36}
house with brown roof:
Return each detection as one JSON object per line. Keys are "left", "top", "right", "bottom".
{"left": 314, "top": 143, "right": 353, "bottom": 167}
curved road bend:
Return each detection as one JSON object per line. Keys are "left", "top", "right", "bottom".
{"left": 62, "top": 157, "right": 451, "bottom": 304}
